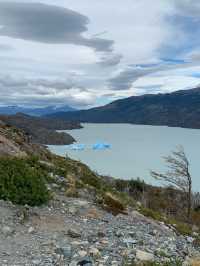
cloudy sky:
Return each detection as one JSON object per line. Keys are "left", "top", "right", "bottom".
{"left": 1, "top": 0, "right": 200, "bottom": 108}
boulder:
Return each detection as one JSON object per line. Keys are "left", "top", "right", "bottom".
{"left": 136, "top": 250, "right": 154, "bottom": 262}
{"left": 55, "top": 245, "right": 72, "bottom": 259}
{"left": 68, "top": 228, "right": 81, "bottom": 238}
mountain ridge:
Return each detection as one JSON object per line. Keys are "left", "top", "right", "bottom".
{"left": 46, "top": 87, "right": 200, "bottom": 129}
{"left": 0, "top": 104, "right": 76, "bottom": 116}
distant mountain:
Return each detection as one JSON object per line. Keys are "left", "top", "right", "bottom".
{"left": 0, "top": 105, "right": 76, "bottom": 116}
{"left": 46, "top": 87, "right": 200, "bottom": 129}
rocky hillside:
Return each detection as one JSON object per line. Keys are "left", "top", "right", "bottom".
{"left": 0, "top": 122, "right": 200, "bottom": 265}
{"left": 47, "top": 87, "right": 200, "bottom": 129}
{"left": 0, "top": 119, "right": 52, "bottom": 158}
{"left": 0, "top": 113, "right": 81, "bottom": 145}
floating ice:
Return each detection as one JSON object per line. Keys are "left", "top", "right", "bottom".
{"left": 92, "top": 143, "right": 111, "bottom": 150}
{"left": 70, "top": 144, "right": 85, "bottom": 151}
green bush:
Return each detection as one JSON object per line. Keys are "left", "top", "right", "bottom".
{"left": 0, "top": 157, "right": 50, "bottom": 206}
{"left": 167, "top": 218, "right": 192, "bottom": 236}
{"left": 129, "top": 178, "right": 145, "bottom": 193}
{"left": 139, "top": 207, "right": 163, "bottom": 221}
{"left": 79, "top": 165, "right": 102, "bottom": 190}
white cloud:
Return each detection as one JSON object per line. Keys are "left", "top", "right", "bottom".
{"left": 132, "top": 74, "right": 200, "bottom": 95}
{"left": 0, "top": 0, "right": 200, "bottom": 108}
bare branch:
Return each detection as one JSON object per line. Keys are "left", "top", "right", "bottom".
{"left": 150, "top": 146, "right": 192, "bottom": 219}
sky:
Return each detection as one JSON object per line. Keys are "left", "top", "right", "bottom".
{"left": 1, "top": 0, "right": 200, "bottom": 108}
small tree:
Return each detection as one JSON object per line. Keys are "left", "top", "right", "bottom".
{"left": 151, "top": 145, "right": 192, "bottom": 220}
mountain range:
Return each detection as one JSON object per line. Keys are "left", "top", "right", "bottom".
{"left": 0, "top": 105, "right": 76, "bottom": 116}
{"left": 46, "top": 87, "right": 200, "bottom": 129}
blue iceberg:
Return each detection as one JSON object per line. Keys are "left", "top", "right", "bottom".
{"left": 92, "top": 143, "right": 111, "bottom": 150}
{"left": 69, "top": 144, "right": 85, "bottom": 151}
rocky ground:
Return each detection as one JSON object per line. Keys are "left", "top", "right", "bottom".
{"left": 0, "top": 120, "right": 200, "bottom": 265}
{"left": 0, "top": 192, "right": 200, "bottom": 266}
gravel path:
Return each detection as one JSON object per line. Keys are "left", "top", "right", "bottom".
{"left": 0, "top": 197, "right": 199, "bottom": 266}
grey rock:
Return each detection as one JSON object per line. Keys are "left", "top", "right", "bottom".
{"left": 55, "top": 245, "right": 72, "bottom": 259}
{"left": 68, "top": 228, "right": 82, "bottom": 238}
{"left": 77, "top": 256, "right": 94, "bottom": 266}
{"left": 136, "top": 250, "right": 154, "bottom": 262}
{"left": 1, "top": 226, "right": 14, "bottom": 236}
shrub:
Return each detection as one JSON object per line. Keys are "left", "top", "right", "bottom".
{"left": 139, "top": 207, "right": 163, "bottom": 221}
{"left": 103, "top": 192, "right": 127, "bottom": 215}
{"left": 129, "top": 178, "right": 145, "bottom": 193}
{"left": 192, "top": 210, "right": 200, "bottom": 227}
{"left": 0, "top": 157, "right": 50, "bottom": 206}
{"left": 169, "top": 220, "right": 192, "bottom": 236}
{"left": 79, "top": 167, "right": 102, "bottom": 190}
{"left": 115, "top": 179, "right": 128, "bottom": 192}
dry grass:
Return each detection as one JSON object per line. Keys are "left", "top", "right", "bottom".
{"left": 103, "top": 192, "right": 127, "bottom": 215}
{"left": 191, "top": 259, "right": 200, "bottom": 266}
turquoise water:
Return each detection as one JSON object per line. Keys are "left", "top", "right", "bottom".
{"left": 48, "top": 123, "right": 200, "bottom": 191}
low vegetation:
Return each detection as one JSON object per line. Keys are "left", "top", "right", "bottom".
{"left": 103, "top": 192, "right": 127, "bottom": 215}
{"left": 123, "top": 260, "right": 182, "bottom": 266}
{"left": 0, "top": 149, "right": 199, "bottom": 237}
{"left": 0, "top": 150, "right": 198, "bottom": 236}
{"left": 0, "top": 157, "right": 50, "bottom": 206}
{"left": 0, "top": 119, "right": 200, "bottom": 240}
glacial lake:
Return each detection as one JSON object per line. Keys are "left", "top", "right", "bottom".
{"left": 48, "top": 123, "right": 200, "bottom": 191}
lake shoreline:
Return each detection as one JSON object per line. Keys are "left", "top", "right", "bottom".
{"left": 49, "top": 123, "right": 200, "bottom": 191}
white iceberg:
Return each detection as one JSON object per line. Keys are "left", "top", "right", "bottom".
{"left": 69, "top": 144, "right": 85, "bottom": 151}
{"left": 92, "top": 143, "right": 111, "bottom": 150}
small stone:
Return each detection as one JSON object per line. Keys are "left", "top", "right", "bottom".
{"left": 68, "top": 206, "right": 78, "bottom": 215}
{"left": 89, "top": 247, "right": 100, "bottom": 257}
{"left": 2, "top": 251, "right": 11, "bottom": 256}
{"left": 123, "top": 238, "right": 137, "bottom": 246}
{"left": 97, "top": 231, "right": 106, "bottom": 238}
{"left": 192, "top": 231, "right": 199, "bottom": 237}
{"left": 51, "top": 183, "right": 59, "bottom": 189}
{"left": 78, "top": 250, "right": 87, "bottom": 257}
{"left": 32, "top": 259, "right": 41, "bottom": 265}
{"left": 115, "top": 230, "right": 124, "bottom": 237}
{"left": 68, "top": 228, "right": 81, "bottom": 238}
{"left": 2, "top": 226, "right": 14, "bottom": 236}
{"left": 149, "top": 229, "right": 158, "bottom": 236}
{"left": 100, "top": 239, "right": 109, "bottom": 245}
{"left": 77, "top": 256, "right": 93, "bottom": 266}
{"left": 136, "top": 250, "right": 154, "bottom": 262}
{"left": 28, "top": 226, "right": 35, "bottom": 234}
{"left": 186, "top": 236, "right": 194, "bottom": 243}
{"left": 129, "top": 231, "right": 136, "bottom": 237}
{"left": 55, "top": 246, "right": 72, "bottom": 259}
{"left": 61, "top": 187, "right": 66, "bottom": 192}
{"left": 111, "top": 261, "right": 119, "bottom": 266}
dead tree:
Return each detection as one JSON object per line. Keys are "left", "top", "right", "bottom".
{"left": 151, "top": 145, "right": 192, "bottom": 220}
